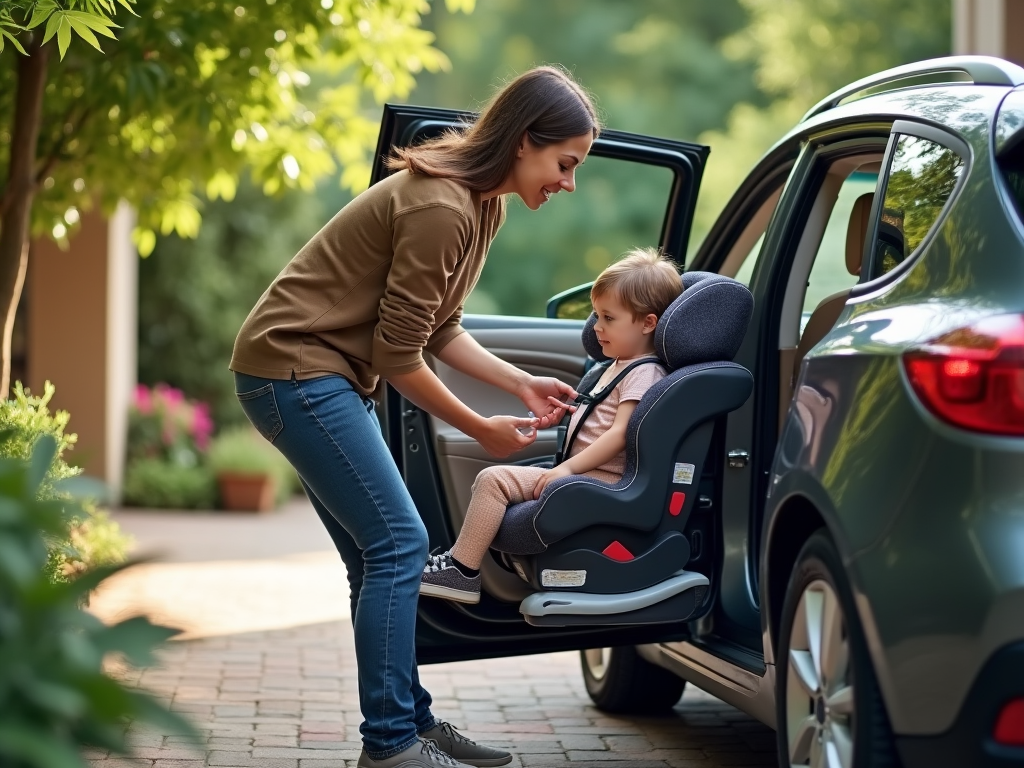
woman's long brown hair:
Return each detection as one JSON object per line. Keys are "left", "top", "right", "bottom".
{"left": 386, "top": 66, "right": 600, "bottom": 193}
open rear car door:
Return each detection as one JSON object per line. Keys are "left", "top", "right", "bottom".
{"left": 370, "top": 105, "right": 713, "bottom": 663}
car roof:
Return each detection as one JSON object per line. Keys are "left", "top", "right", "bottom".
{"left": 766, "top": 56, "right": 1024, "bottom": 153}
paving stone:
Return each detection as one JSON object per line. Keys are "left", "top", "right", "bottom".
{"left": 207, "top": 752, "right": 298, "bottom": 767}
{"left": 87, "top": 504, "right": 777, "bottom": 768}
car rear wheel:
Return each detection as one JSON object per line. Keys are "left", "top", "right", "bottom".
{"left": 776, "top": 531, "right": 900, "bottom": 768}
{"left": 580, "top": 646, "right": 685, "bottom": 713}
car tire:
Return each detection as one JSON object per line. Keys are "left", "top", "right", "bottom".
{"left": 775, "top": 531, "right": 901, "bottom": 768}
{"left": 580, "top": 646, "right": 685, "bottom": 713}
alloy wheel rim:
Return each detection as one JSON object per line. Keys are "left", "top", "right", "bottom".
{"left": 785, "top": 579, "right": 855, "bottom": 768}
{"left": 585, "top": 648, "right": 612, "bottom": 681}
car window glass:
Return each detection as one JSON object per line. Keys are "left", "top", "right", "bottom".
{"left": 870, "top": 135, "right": 964, "bottom": 279}
{"left": 802, "top": 171, "right": 878, "bottom": 324}
{"left": 732, "top": 233, "right": 765, "bottom": 286}
{"left": 463, "top": 157, "right": 674, "bottom": 316}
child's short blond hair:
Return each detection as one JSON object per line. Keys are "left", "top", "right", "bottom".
{"left": 591, "top": 247, "right": 682, "bottom": 320}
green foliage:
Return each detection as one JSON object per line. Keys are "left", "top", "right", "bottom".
{"left": 208, "top": 425, "right": 298, "bottom": 504}
{"left": 0, "top": 381, "right": 78, "bottom": 498}
{"left": 690, "top": 0, "right": 951, "bottom": 252}
{"left": 0, "top": 437, "right": 199, "bottom": 768}
{"left": 137, "top": 180, "right": 329, "bottom": 429}
{"left": 0, "top": 0, "right": 471, "bottom": 253}
{"left": 411, "top": 0, "right": 760, "bottom": 315}
{"left": 0, "top": 381, "right": 131, "bottom": 582}
{"left": 726, "top": 0, "right": 951, "bottom": 106}
{"left": 122, "top": 459, "right": 217, "bottom": 510}
{"left": 0, "top": 1, "right": 135, "bottom": 59}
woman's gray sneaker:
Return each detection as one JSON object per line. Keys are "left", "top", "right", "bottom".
{"left": 420, "top": 552, "right": 481, "bottom": 604}
{"left": 356, "top": 738, "right": 471, "bottom": 768}
{"left": 420, "top": 719, "right": 513, "bottom": 767}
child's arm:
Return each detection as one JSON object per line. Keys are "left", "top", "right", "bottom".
{"left": 533, "top": 400, "right": 638, "bottom": 499}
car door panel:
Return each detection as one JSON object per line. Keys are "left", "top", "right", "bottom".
{"left": 372, "top": 104, "right": 710, "bottom": 662}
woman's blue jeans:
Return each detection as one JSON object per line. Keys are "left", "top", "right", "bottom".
{"left": 234, "top": 372, "right": 435, "bottom": 759}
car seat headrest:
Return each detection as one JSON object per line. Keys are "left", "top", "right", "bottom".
{"left": 846, "top": 192, "right": 873, "bottom": 276}
{"left": 581, "top": 272, "right": 753, "bottom": 369}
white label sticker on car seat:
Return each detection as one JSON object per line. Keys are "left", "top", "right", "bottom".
{"left": 673, "top": 462, "right": 695, "bottom": 484}
{"left": 541, "top": 569, "right": 586, "bottom": 588}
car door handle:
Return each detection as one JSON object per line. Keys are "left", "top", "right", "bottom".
{"left": 727, "top": 449, "right": 749, "bottom": 468}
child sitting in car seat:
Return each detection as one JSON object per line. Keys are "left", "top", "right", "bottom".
{"left": 420, "top": 247, "right": 683, "bottom": 604}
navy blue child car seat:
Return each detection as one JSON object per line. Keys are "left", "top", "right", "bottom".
{"left": 490, "top": 272, "right": 754, "bottom": 626}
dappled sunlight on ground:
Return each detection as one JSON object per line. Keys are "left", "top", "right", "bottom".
{"left": 88, "top": 552, "right": 349, "bottom": 640}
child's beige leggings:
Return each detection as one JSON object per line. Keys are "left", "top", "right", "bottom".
{"left": 450, "top": 464, "right": 621, "bottom": 569}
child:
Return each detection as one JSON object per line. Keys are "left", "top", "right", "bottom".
{"left": 421, "top": 248, "right": 683, "bottom": 603}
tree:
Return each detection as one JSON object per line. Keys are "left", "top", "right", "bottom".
{"left": 0, "top": 0, "right": 471, "bottom": 398}
{"left": 410, "top": 0, "right": 761, "bottom": 315}
{"left": 691, "top": 0, "right": 951, "bottom": 244}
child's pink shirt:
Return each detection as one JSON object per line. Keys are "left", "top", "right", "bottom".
{"left": 564, "top": 354, "right": 666, "bottom": 477}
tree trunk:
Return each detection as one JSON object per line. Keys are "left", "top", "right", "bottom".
{"left": 0, "top": 37, "right": 49, "bottom": 398}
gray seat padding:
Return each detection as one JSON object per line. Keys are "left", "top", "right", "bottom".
{"left": 492, "top": 272, "right": 754, "bottom": 556}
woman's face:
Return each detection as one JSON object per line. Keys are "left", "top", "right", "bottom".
{"left": 508, "top": 132, "right": 594, "bottom": 210}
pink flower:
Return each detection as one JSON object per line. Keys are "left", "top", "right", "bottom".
{"left": 191, "top": 402, "right": 214, "bottom": 450}
{"left": 134, "top": 384, "right": 153, "bottom": 414}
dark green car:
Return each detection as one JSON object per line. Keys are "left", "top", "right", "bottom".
{"left": 373, "top": 55, "right": 1024, "bottom": 768}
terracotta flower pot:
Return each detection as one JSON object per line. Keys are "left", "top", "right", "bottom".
{"left": 217, "top": 472, "right": 276, "bottom": 512}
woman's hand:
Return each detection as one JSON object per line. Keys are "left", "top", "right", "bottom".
{"left": 475, "top": 415, "right": 539, "bottom": 458}
{"left": 533, "top": 463, "right": 573, "bottom": 500}
{"left": 517, "top": 376, "right": 578, "bottom": 428}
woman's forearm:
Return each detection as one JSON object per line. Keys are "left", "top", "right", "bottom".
{"left": 388, "top": 364, "right": 486, "bottom": 436}
{"left": 436, "top": 331, "right": 529, "bottom": 396}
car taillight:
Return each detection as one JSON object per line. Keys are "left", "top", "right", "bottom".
{"left": 902, "top": 314, "right": 1024, "bottom": 436}
{"left": 994, "top": 698, "right": 1024, "bottom": 746}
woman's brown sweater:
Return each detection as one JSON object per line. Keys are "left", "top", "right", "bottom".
{"left": 230, "top": 170, "right": 506, "bottom": 397}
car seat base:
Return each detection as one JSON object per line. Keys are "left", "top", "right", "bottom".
{"left": 519, "top": 570, "right": 709, "bottom": 627}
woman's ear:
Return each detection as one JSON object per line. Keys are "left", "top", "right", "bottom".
{"left": 517, "top": 131, "right": 531, "bottom": 159}
{"left": 643, "top": 313, "right": 658, "bottom": 334}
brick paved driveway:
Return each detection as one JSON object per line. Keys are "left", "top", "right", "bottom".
{"left": 86, "top": 500, "right": 777, "bottom": 768}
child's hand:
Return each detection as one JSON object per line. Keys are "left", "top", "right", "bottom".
{"left": 533, "top": 464, "right": 574, "bottom": 499}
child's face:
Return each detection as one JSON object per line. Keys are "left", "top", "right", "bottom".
{"left": 591, "top": 291, "right": 658, "bottom": 360}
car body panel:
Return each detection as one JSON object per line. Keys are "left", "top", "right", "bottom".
{"left": 763, "top": 83, "right": 1024, "bottom": 735}
{"left": 384, "top": 65, "right": 1024, "bottom": 747}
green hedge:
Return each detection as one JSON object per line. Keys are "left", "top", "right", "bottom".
{"left": 0, "top": 437, "right": 199, "bottom": 767}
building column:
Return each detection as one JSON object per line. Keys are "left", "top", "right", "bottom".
{"left": 954, "top": 0, "right": 1024, "bottom": 64}
{"left": 26, "top": 202, "right": 137, "bottom": 503}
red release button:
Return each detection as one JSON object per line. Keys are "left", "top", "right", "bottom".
{"left": 602, "top": 541, "right": 634, "bottom": 562}
{"left": 669, "top": 492, "right": 686, "bottom": 516}
{"left": 995, "top": 698, "right": 1024, "bottom": 746}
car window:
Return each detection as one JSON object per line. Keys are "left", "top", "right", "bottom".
{"left": 463, "top": 157, "right": 674, "bottom": 316}
{"left": 869, "top": 135, "right": 964, "bottom": 280}
{"left": 803, "top": 171, "right": 878, "bottom": 319}
{"left": 711, "top": 183, "right": 786, "bottom": 288}
{"left": 732, "top": 233, "right": 765, "bottom": 286}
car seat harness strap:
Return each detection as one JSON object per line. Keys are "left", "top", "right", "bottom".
{"left": 554, "top": 357, "right": 661, "bottom": 467}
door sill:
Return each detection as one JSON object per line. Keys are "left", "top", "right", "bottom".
{"left": 649, "top": 639, "right": 764, "bottom": 697}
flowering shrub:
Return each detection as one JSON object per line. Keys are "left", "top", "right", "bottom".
{"left": 123, "top": 383, "right": 218, "bottom": 509}
{"left": 0, "top": 381, "right": 131, "bottom": 583}
{"left": 128, "top": 383, "right": 213, "bottom": 468}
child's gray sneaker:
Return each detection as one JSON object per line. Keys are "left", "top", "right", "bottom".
{"left": 420, "top": 719, "right": 512, "bottom": 767}
{"left": 420, "top": 551, "right": 481, "bottom": 604}
{"left": 356, "top": 738, "right": 470, "bottom": 768}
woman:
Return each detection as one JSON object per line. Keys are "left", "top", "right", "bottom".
{"left": 230, "top": 66, "right": 599, "bottom": 768}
